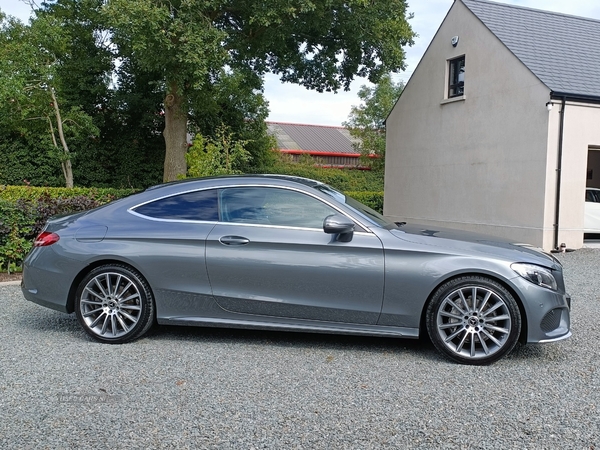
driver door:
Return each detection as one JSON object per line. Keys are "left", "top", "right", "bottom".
{"left": 205, "top": 186, "right": 384, "bottom": 324}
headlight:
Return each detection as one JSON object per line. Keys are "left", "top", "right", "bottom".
{"left": 511, "top": 263, "right": 558, "bottom": 290}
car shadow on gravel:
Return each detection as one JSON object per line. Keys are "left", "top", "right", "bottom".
{"left": 15, "top": 305, "right": 439, "bottom": 359}
{"left": 16, "top": 307, "right": 80, "bottom": 333}
{"left": 148, "top": 324, "right": 442, "bottom": 361}
{"left": 16, "top": 306, "right": 566, "bottom": 364}
{"left": 146, "top": 325, "right": 570, "bottom": 365}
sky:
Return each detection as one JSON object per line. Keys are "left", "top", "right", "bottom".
{"left": 2, "top": 0, "right": 600, "bottom": 126}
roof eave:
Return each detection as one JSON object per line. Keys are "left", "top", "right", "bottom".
{"left": 550, "top": 92, "right": 600, "bottom": 105}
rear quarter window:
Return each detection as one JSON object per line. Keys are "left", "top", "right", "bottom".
{"left": 133, "top": 189, "right": 218, "bottom": 221}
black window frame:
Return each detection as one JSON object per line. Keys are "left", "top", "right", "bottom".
{"left": 448, "top": 56, "right": 465, "bottom": 98}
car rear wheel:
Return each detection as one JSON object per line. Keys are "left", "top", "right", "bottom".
{"left": 426, "top": 276, "right": 521, "bottom": 365}
{"left": 75, "top": 264, "right": 154, "bottom": 344}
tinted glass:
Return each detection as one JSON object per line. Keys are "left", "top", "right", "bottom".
{"left": 134, "top": 189, "right": 218, "bottom": 221}
{"left": 313, "top": 184, "right": 396, "bottom": 229}
{"left": 220, "top": 187, "right": 338, "bottom": 228}
{"left": 587, "top": 189, "right": 600, "bottom": 203}
{"left": 586, "top": 190, "right": 594, "bottom": 202}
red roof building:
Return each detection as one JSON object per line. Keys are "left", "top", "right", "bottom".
{"left": 267, "top": 122, "right": 364, "bottom": 168}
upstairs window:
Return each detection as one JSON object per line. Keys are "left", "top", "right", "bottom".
{"left": 448, "top": 56, "right": 465, "bottom": 98}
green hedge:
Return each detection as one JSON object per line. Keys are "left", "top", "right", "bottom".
{"left": 0, "top": 185, "right": 136, "bottom": 203}
{"left": 0, "top": 186, "right": 136, "bottom": 273}
{"left": 345, "top": 191, "right": 384, "bottom": 214}
{"left": 259, "top": 159, "right": 384, "bottom": 192}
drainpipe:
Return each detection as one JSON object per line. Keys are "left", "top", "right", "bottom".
{"left": 553, "top": 96, "right": 567, "bottom": 250}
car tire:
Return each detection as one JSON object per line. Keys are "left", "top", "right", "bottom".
{"left": 426, "top": 276, "right": 521, "bottom": 365}
{"left": 75, "top": 264, "right": 155, "bottom": 344}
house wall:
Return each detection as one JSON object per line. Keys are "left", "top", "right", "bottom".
{"left": 385, "top": 0, "right": 554, "bottom": 248}
{"left": 547, "top": 102, "right": 600, "bottom": 248}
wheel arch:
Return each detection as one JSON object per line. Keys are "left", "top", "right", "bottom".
{"left": 66, "top": 259, "right": 155, "bottom": 315}
{"left": 418, "top": 271, "right": 528, "bottom": 343}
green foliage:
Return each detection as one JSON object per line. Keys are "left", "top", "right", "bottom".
{"left": 0, "top": 9, "right": 103, "bottom": 187}
{"left": 343, "top": 74, "right": 404, "bottom": 170}
{"left": 262, "top": 153, "right": 384, "bottom": 192}
{"left": 189, "top": 69, "right": 276, "bottom": 172}
{"left": 0, "top": 7, "right": 165, "bottom": 190}
{"left": 259, "top": 153, "right": 384, "bottom": 212}
{"left": 104, "top": 0, "right": 415, "bottom": 180}
{"left": 0, "top": 185, "right": 135, "bottom": 272}
{"left": 223, "top": 0, "right": 416, "bottom": 91}
{"left": 86, "top": 57, "right": 166, "bottom": 189}
{"left": 0, "top": 199, "right": 35, "bottom": 273}
{"left": 186, "top": 126, "right": 252, "bottom": 177}
{"left": 0, "top": 0, "right": 414, "bottom": 186}
{"left": 105, "top": 0, "right": 415, "bottom": 93}
{"left": 345, "top": 191, "right": 384, "bottom": 214}
{"left": 0, "top": 131, "right": 65, "bottom": 186}
{"left": 0, "top": 185, "right": 135, "bottom": 203}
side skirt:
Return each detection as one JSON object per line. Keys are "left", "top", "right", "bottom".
{"left": 157, "top": 316, "right": 420, "bottom": 339}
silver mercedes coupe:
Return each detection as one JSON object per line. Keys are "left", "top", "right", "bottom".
{"left": 22, "top": 175, "right": 571, "bottom": 364}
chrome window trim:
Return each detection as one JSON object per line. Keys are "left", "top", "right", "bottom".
{"left": 127, "top": 183, "right": 376, "bottom": 233}
{"left": 215, "top": 221, "right": 373, "bottom": 235}
{"left": 127, "top": 209, "right": 219, "bottom": 224}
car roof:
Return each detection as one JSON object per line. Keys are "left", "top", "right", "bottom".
{"left": 145, "top": 174, "right": 324, "bottom": 192}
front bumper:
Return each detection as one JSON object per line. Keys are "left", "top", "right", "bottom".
{"left": 512, "top": 276, "right": 571, "bottom": 344}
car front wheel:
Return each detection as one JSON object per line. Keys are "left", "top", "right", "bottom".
{"left": 75, "top": 264, "right": 154, "bottom": 344}
{"left": 426, "top": 276, "right": 521, "bottom": 365}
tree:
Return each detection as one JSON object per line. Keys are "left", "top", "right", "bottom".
{"left": 104, "top": 0, "right": 415, "bottom": 181}
{"left": 186, "top": 125, "right": 251, "bottom": 178}
{"left": 0, "top": 9, "right": 100, "bottom": 188}
{"left": 188, "top": 68, "right": 276, "bottom": 172}
{"left": 343, "top": 74, "right": 404, "bottom": 170}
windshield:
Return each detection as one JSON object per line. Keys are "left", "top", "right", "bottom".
{"left": 312, "top": 184, "right": 397, "bottom": 229}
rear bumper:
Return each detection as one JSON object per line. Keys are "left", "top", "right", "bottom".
{"left": 22, "top": 280, "right": 70, "bottom": 313}
{"left": 21, "top": 247, "right": 79, "bottom": 314}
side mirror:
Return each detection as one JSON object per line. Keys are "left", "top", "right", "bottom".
{"left": 323, "top": 214, "right": 355, "bottom": 242}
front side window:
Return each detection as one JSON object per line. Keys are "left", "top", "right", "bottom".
{"left": 313, "top": 184, "right": 396, "bottom": 229}
{"left": 133, "top": 189, "right": 218, "bottom": 221}
{"left": 448, "top": 56, "right": 465, "bottom": 98}
{"left": 220, "top": 187, "right": 339, "bottom": 229}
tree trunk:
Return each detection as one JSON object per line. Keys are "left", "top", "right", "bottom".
{"left": 49, "top": 87, "right": 74, "bottom": 188}
{"left": 163, "top": 81, "right": 189, "bottom": 182}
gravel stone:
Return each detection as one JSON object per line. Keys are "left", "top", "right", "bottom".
{"left": 1, "top": 249, "right": 598, "bottom": 449}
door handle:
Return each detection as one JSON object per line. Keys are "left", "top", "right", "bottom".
{"left": 219, "top": 235, "right": 250, "bottom": 245}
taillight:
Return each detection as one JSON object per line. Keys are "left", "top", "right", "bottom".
{"left": 34, "top": 231, "right": 60, "bottom": 247}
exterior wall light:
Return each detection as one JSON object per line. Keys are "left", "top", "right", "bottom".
{"left": 451, "top": 36, "right": 459, "bottom": 47}
{"left": 546, "top": 101, "right": 553, "bottom": 112}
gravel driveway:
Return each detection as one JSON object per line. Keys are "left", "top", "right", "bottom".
{"left": 1, "top": 249, "right": 598, "bottom": 449}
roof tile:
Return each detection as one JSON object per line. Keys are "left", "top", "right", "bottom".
{"left": 267, "top": 122, "right": 360, "bottom": 155}
{"left": 462, "top": 0, "right": 600, "bottom": 98}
